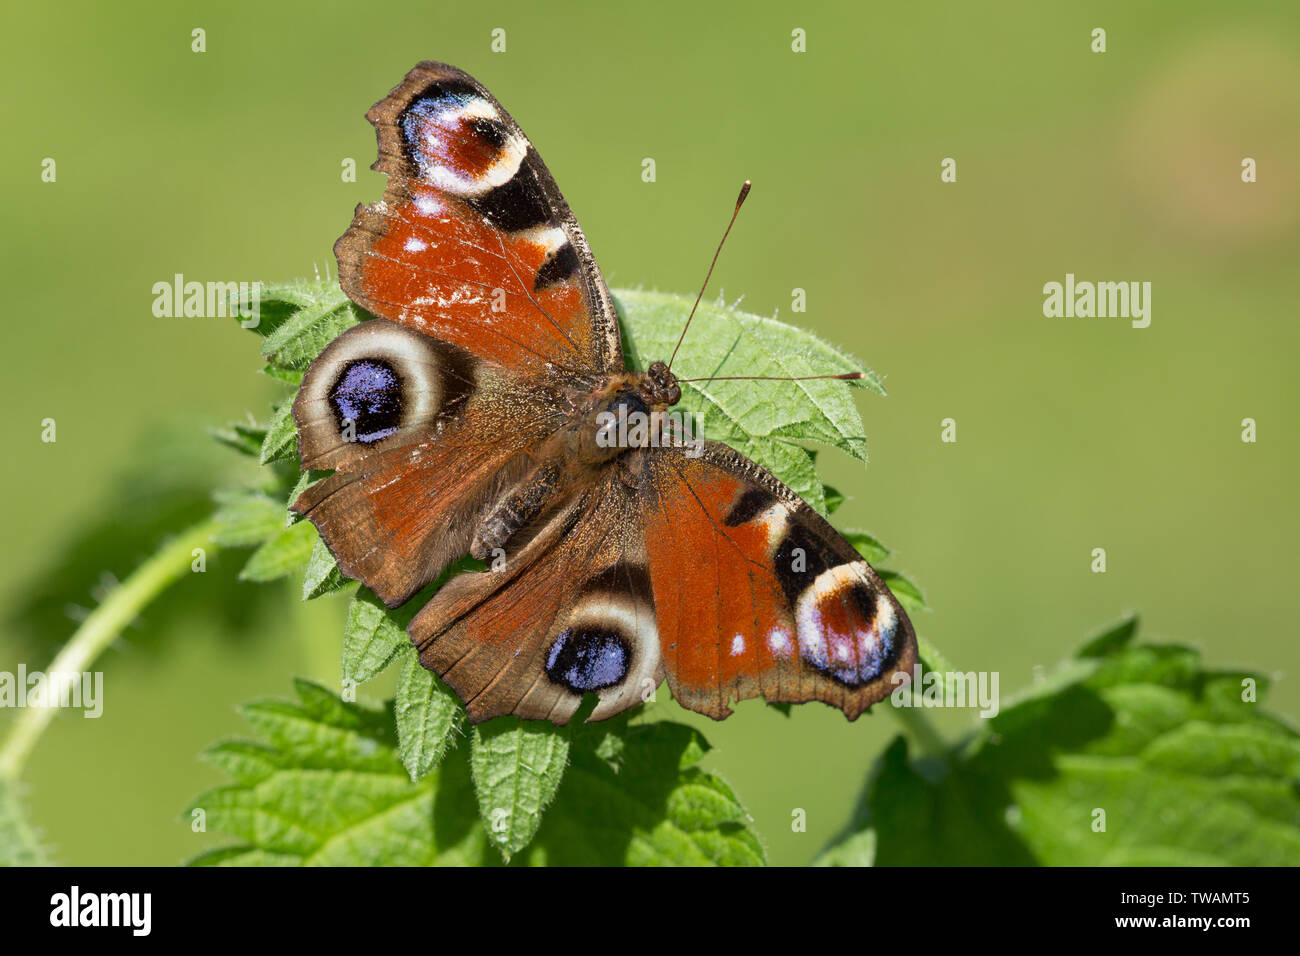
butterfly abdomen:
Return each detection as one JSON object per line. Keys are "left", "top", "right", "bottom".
{"left": 470, "top": 460, "right": 563, "bottom": 561}
{"left": 468, "top": 384, "right": 643, "bottom": 560}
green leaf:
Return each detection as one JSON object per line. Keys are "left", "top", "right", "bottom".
{"left": 208, "top": 421, "right": 267, "bottom": 458}
{"left": 470, "top": 718, "right": 570, "bottom": 862}
{"left": 258, "top": 283, "right": 364, "bottom": 371}
{"left": 878, "top": 569, "right": 927, "bottom": 613}
{"left": 211, "top": 490, "right": 284, "bottom": 549}
{"left": 520, "top": 719, "right": 765, "bottom": 866}
{"left": 262, "top": 365, "right": 304, "bottom": 386}
{"left": 616, "top": 290, "right": 878, "bottom": 514}
{"left": 239, "top": 520, "right": 318, "bottom": 583}
{"left": 342, "top": 588, "right": 409, "bottom": 684}
{"left": 235, "top": 284, "right": 311, "bottom": 340}
{"left": 0, "top": 779, "right": 50, "bottom": 866}
{"left": 259, "top": 402, "right": 298, "bottom": 465}
{"left": 187, "top": 680, "right": 488, "bottom": 866}
{"left": 916, "top": 635, "right": 955, "bottom": 676}
{"left": 814, "top": 828, "right": 875, "bottom": 867}
{"left": 188, "top": 683, "right": 763, "bottom": 866}
{"left": 340, "top": 559, "right": 486, "bottom": 687}
{"left": 285, "top": 469, "right": 331, "bottom": 526}
{"left": 395, "top": 648, "right": 463, "bottom": 782}
{"left": 1075, "top": 612, "right": 1139, "bottom": 658}
{"left": 301, "top": 537, "right": 347, "bottom": 601}
{"left": 821, "top": 619, "right": 1300, "bottom": 866}
{"left": 843, "top": 528, "right": 891, "bottom": 565}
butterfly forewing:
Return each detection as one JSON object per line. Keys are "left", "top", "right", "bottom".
{"left": 336, "top": 61, "right": 622, "bottom": 376}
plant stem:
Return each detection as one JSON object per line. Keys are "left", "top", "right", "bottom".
{"left": 890, "top": 705, "right": 950, "bottom": 764}
{"left": 0, "top": 519, "right": 219, "bottom": 781}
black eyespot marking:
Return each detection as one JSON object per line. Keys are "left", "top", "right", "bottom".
{"left": 468, "top": 155, "right": 552, "bottom": 232}
{"left": 468, "top": 115, "right": 510, "bottom": 151}
{"left": 433, "top": 344, "right": 477, "bottom": 422}
{"left": 774, "top": 523, "right": 838, "bottom": 603}
{"left": 534, "top": 242, "right": 580, "bottom": 291}
{"left": 582, "top": 562, "right": 653, "bottom": 605}
{"left": 544, "top": 627, "right": 631, "bottom": 692}
{"left": 329, "top": 359, "right": 404, "bottom": 443}
{"left": 724, "top": 489, "right": 773, "bottom": 527}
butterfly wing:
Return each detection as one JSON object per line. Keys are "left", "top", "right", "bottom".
{"left": 404, "top": 439, "right": 915, "bottom": 725}
{"left": 407, "top": 468, "right": 662, "bottom": 724}
{"left": 293, "top": 62, "right": 619, "bottom": 606}
{"left": 637, "top": 441, "right": 918, "bottom": 720}
{"left": 292, "top": 318, "right": 560, "bottom": 606}
{"left": 335, "top": 61, "right": 622, "bottom": 376}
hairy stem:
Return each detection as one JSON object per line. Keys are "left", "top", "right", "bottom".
{"left": 0, "top": 519, "right": 219, "bottom": 781}
{"left": 890, "top": 704, "right": 950, "bottom": 764}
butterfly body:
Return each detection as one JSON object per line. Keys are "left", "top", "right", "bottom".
{"left": 467, "top": 361, "right": 679, "bottom": 560}
{"left": 293, "top": 62, "right": 917, "bottom": 724}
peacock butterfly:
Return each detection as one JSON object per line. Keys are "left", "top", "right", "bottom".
{"left": 292, "top": 62, "right": 917, "bottom": 723}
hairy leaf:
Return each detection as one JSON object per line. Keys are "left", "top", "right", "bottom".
{"left": 259, "top": 402, "right": 298, "bottom": 465}
{"left": 342, "top": 588, "right": 409, "bottom": 685}
{"left": 239, "top": 520, "right": 318, "bottom": 583}
{"left": 818, "top": 615, "right": 1300, "bottom": 866}
{"left": 211, "top": 490, "right": 284, "bottom": 549}
{"left": 301, "top": 538, "right": 347, "bottom": 601}
{"left": 254, "top": 281, "right": 364, "bottom": 371}
{"left": 0, "top": 780, "right": 50, "bottom": 866}
{"left": 617, "top": 289, "right": 880, "bottom": 513}
{"left": 187, "top": 683, "right": 763, "bottom": 866}
{"left": 395, "top": 648, "right": 463, "bottom": 782}
{"left": 470, "top": 719, "right": 570, "bottom": 862}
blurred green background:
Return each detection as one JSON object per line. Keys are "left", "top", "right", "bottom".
{"left": 3, "top": 0, "right": 1298, "bottom": 866}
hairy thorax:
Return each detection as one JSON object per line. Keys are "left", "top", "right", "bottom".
{"left": 469, "top": 362, "right": 681, "bottom": 560}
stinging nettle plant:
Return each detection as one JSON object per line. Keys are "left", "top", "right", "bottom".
{"left": 2, "top": 282, "right": 1297, "bottom": 866}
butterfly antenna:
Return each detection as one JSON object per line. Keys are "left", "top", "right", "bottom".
{"left": 678, "top": 372, "right": 866, "bottom": 383}
{"left": 668, "top": 180, "right": 751, "bottom": 370}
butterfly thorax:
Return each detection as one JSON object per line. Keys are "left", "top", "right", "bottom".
{"left": 468, "top": 362, "right": 679, "bottom": 561}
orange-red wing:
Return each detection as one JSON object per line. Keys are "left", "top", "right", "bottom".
{"left": 334, "top": 61, "right": 622, "bottom": 378}
{"left": 640, "top": 443, "right": 918, "bottom": 720}
{"left": 291, "top": 318, "right": 562, "bottom": 608}
{"left": 407, "top": 472, "right": 663, "bottom": 725}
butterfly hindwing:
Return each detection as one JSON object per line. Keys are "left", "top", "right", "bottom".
{"left": 407, "top": 470, "right": 663, "bottom": 724}
{"left": 399, "top": 439, "right": 914, "bottom": 724}
{"left": 637, "top": 442, "right": 917, "bottom": 720}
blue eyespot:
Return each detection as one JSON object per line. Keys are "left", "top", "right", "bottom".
{"left": 329, "top": 359, "right": 403, "bottom": 444}
{"left": 545, "top": 628, "right": 630, "bottom": 692}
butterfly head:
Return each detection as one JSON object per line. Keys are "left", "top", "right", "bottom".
{"left": 637, "top": 360, "right": 681, "bottom": 410}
